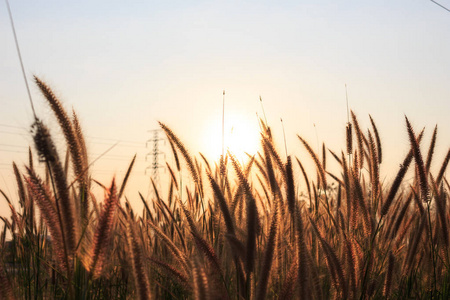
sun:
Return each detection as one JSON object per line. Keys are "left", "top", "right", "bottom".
{"left": 202, "top": 112, "right": 260, "bottom": 162}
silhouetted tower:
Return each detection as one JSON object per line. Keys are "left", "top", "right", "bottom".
{"left": 146, "top": 129, "right": 165, "bottom": 183}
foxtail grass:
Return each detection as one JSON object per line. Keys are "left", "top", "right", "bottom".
{"left": 2, "top": 81, "right": 450, "bottom": 299}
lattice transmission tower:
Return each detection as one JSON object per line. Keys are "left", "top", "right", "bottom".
{"left": 146, "top": 129, "right": 165, "bottom": 183}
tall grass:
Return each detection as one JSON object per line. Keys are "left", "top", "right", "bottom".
{"left": 1, "top": 79, "right": 450, "bottom": 299}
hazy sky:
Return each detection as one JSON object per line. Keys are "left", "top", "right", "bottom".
{"left": 1, "top": 0, "right": 450, "bottom": 214}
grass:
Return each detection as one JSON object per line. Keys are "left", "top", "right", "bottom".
{"left": 1, "top": 78, "right": 450, "bottom": 299}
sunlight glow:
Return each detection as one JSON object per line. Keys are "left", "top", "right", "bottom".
{"left": 202, "top": 112, "right": 260, "bottom": 162}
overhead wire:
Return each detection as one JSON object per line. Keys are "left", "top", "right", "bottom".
{"left": 1, "top": 124, "right": 146, "bottom": 148}
{"left": 431, "top": 0, "right": 450, "bottom": 12}
{"left": 5, "top": 0, "right": 37, "bottom": 119}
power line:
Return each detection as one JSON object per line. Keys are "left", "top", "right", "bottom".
{"left": 0, "top": 130, "right": 28, "bottom": 136}
{"left": 0, "top": 143, "right": 28, "bottom": 148}
{"left": 0, "top": 130, "right": 145, "bottom": 148}
{"left": 0, "top": 124, "right": 26, "bottom": 130}
{"left": 88, "top": 156, "right": 144, "bottom": 162}
{"left": 88, "top": 152, "right": 142, "bottom": 159}
{"left": 86, "top": 135, "right": 143, "bottom": 145}
{"left": 87, "top": 141, "right": 146, "bottom": 148}
{"left": 5, "top": 0, "right": 37, "bottom": 119}
{"left": 0, "top": 149, "right": 27, "bottom": 154}
{"left": 0, "top": 141, "right": 145, "bottom": 160}
{"left": 90, "top": 170, "right": 134, "bottom": 174}
{"left": 0, "top": 123, "right": 145, "bottom": 147}
{"left": 431, "top": 0, "right": 450, "bottom": 12}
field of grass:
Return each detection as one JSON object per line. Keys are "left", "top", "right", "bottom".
{"left": 1, "top": 78, "right": 450, "bottom": 299}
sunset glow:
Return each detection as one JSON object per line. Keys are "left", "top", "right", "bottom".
{"left": 2, "top": 1, "right": 450, "bottom": 298}
{"left": 202, "top": 112, "right": 260, "bottom": 162}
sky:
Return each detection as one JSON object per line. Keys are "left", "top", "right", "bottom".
{"left": 1, "top": 0, "right": 450, "bottom": 216}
